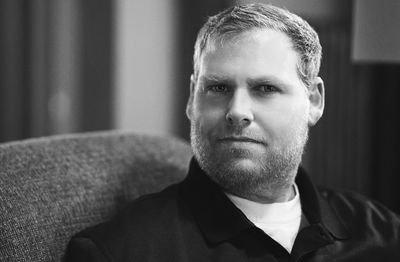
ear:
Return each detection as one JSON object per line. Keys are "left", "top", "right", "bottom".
{"left": 186, "top": 74, "right": 196, "bottom": 120}
{"left": 307, "top": 77, "right": 325, "bottom": 126}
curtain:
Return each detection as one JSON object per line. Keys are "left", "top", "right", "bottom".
{"left": 0, "top": 0, "right": 113, "bottom": 143}
{"left": 369, "top": 65, "right": 400, "bottom": 213}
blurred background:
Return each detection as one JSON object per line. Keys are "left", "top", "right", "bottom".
{"left": 1, "top": 0, "right": 399, "bottom": 213}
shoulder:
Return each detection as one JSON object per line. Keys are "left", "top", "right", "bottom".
{"left": 67, "top": 183, "right": 190, "bottom": 261}
{"left": 319, "top": 187, "right": 399, "bottom": 218}
{"left": 86, "top": 182, "right": 184, "bottom": 236}
{"left": 318, "top": 187, "right": 400, "bottom": 239}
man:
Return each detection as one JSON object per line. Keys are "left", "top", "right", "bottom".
{"left": 66, "top": 4, "right": 400, "bottom": 261}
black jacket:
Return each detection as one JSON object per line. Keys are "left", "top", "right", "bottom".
{"left": 65, "top": 158, "right": 400, "bottom": 261}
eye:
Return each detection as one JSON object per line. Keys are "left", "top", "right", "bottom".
{"left": 257, "top": 84, "right": 278, "bottom": 93}
{"left": 207, "top": 85, "right": 229, "bottom": 93}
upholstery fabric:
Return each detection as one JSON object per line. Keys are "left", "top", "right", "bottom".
{"left": 0, "top": 131, "right": 192, "bottom": 262}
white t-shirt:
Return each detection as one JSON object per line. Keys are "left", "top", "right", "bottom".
{"left": 225, "top": 184, "right": 301, "bottom": 253}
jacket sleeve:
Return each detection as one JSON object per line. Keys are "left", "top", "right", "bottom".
{"left": 64, "top": 237, "right": 109, "bottom": 262}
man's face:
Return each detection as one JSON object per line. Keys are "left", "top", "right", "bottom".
{"left": 187, "top": 29, "right": 323, "bottom": 202}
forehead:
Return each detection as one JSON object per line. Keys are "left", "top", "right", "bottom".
{"left": 198, "top": 29, "right": 301, "bottom": 84}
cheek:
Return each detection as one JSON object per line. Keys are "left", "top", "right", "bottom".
{"left": 192, "top": 96, "right": 226, "bottom": 134}
{"left": 256, "top": 99, "right": 309, "bottom": 138}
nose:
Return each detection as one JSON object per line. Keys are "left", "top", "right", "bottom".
{"left": 225, "top": 88, "right": 254, "bottom": 127}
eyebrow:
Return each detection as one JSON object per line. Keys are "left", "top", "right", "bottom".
{"left": 198, "top": 75, "right": 233, "bottom": 84}
{"left": 247, "top": 77, "right": 288, "bottom": 87}
{"left": 198, "top": 75, "right": 289, "bottom": 87}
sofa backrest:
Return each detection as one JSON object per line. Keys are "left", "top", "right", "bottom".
{"left": 0, "top": 131, "right": 192, "bottom": 262}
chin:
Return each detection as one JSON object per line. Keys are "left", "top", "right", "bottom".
{"left": 203, "top": 156, "right": 270, "bottom": 197}
{"left": 200, "top": 140, "right": 268, "bottom": 175}
{"left": 210, "top": 154, "right": 266, "bottom": 180}
{"left": 224, "top": 157, "right": 261, "bottom": 172}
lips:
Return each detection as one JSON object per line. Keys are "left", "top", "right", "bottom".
{"left": 218, "top": 136, "right": 264, "bottom": 145}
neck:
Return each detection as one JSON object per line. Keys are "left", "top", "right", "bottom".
{"left": 229, "top": 182, "right": 296, "bottom": 204}
{"left": 227, "top": 167, "right": 298, "bottom": 204}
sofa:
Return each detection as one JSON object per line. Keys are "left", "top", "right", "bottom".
{"left": 0, "top": 131, "right": 192, "bottom": 261}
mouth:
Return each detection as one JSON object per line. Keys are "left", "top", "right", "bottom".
{"left": 218, "top": 137, "right": 265, "bottom": 145}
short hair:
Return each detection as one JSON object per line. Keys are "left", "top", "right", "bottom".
{"left": 193, "top": 3, "right": 322, "bottom": 87}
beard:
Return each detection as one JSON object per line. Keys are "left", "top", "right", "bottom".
{"left": 190, "top": 121, "right": 309, "bottom": 201}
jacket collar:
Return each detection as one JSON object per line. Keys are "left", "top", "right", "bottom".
{"left": 180, "top": 158, "right": 350, "bottom": 244}
{"left": 295, "top": 167, "right": 350, "bottom": 240}
{"left": 180, "top": 158, "right": 253, "bottom": 243}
